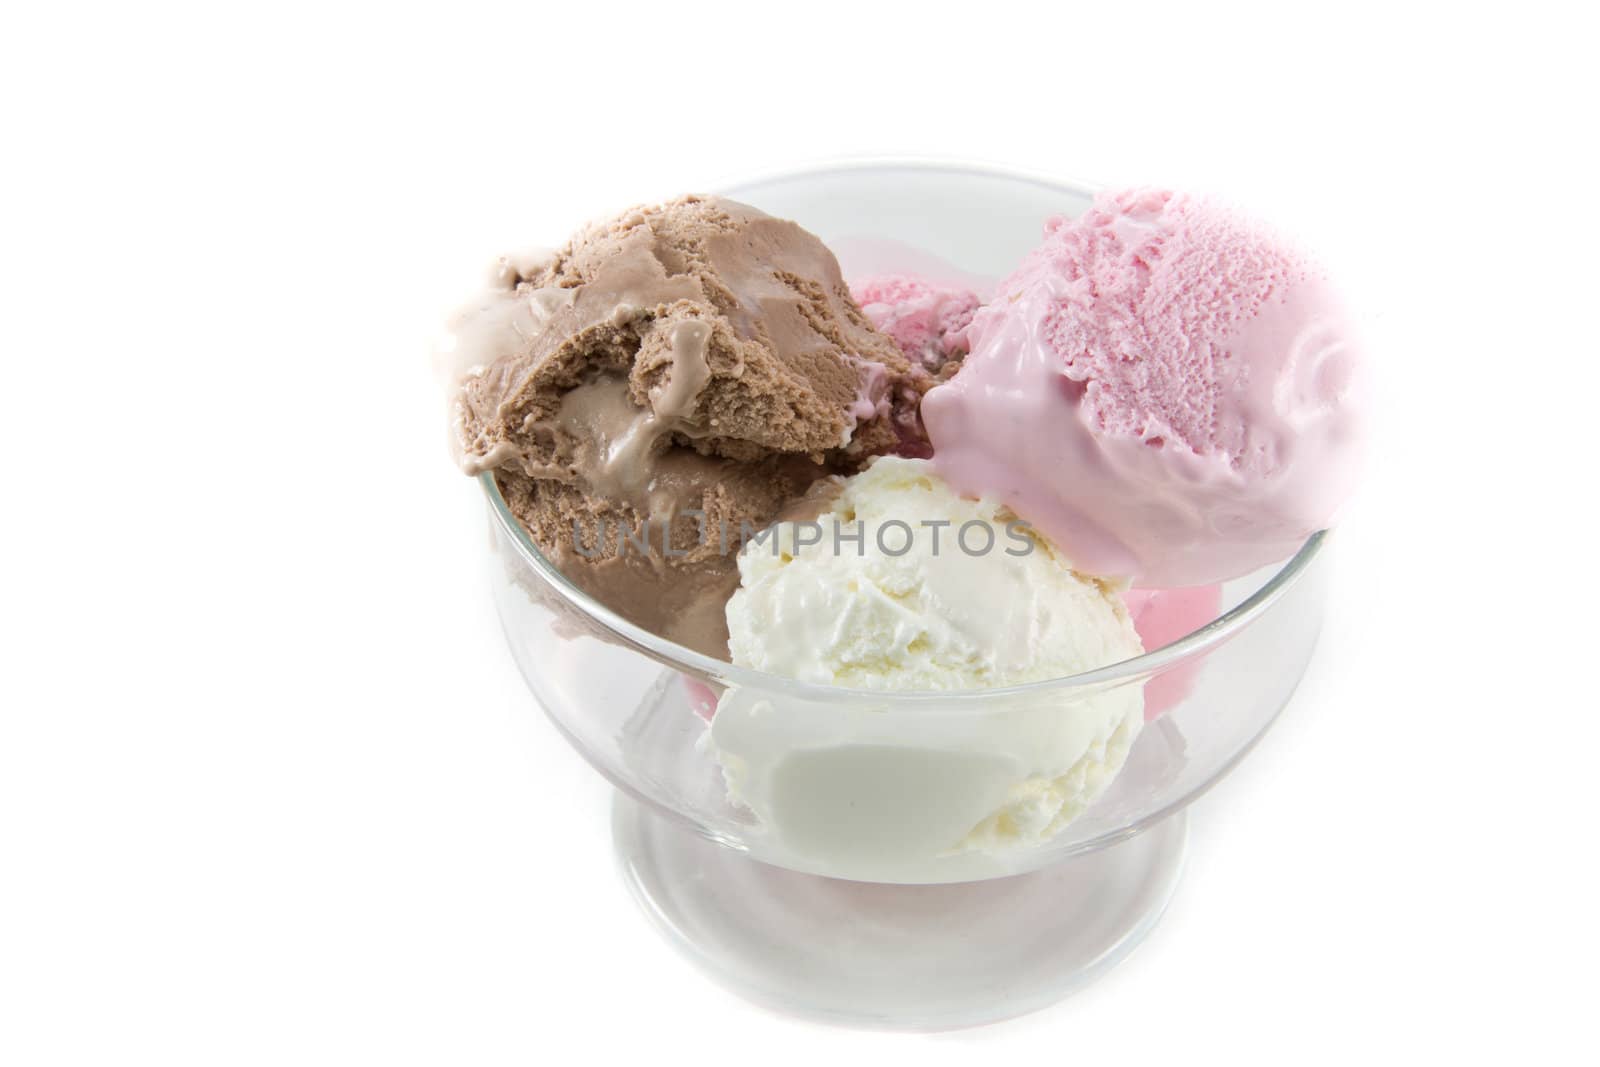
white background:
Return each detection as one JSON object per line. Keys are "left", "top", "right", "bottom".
{"left": 4, "top": 2, "right": 1596, "bottom": 1062}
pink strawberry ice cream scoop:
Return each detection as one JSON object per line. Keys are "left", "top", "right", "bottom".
{"left": 923, "top": 189, "right": 1365, "bottom": 587}
{"left": 851, "top": 274, "right": 979, "bottom": 373}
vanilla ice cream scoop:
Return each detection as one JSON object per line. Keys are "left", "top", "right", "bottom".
{"left": 711, "top": 457, "right": 1145, "bottom": 879}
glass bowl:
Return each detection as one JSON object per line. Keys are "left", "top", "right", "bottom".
{"left": 479, "top": 161, "right": 1331, "bottom": 1029}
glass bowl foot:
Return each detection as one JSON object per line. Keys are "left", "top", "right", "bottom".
{"left": 612, "top": 793, "right": 1188, "bottom": 1030}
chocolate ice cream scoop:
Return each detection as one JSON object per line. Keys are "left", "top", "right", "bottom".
{"left": 450, "top": 195, "right": 928, "bottom": 657}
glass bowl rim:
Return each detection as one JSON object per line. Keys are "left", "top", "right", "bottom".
{"left": 712, "top": 154, "right": 1109, "bottom": 210}
{"left": 482, "top": 471, "right": 1326, "bottom": 706}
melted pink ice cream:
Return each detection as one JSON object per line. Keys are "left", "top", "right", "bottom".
{"left": 923, "top": 189, "right": 1364, "bottom": 587}
{"left": 1123, "top": 585, "right": 1223, "bottom": 719}
{"left": 682, "top": 677, "right": 719, "bottom": 721}
{"left": 851, "top": 275, "right": 979, "bottom": 370}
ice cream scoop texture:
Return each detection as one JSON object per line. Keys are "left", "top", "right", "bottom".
{"left": 715, "top": 457, "right": 1145, "bottom": 867}
{"left": 925, "top": 188, "right": 1364, "bottom": 586}
{"left": 850, "top": 274, "right": 978, "bottom": 372}
{"left": 449, "top": 196, "right": 932, "bottom": 654}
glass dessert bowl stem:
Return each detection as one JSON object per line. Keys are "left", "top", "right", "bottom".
{"left": 612, "top": 791, "right": 1189, "bottom": 1030}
